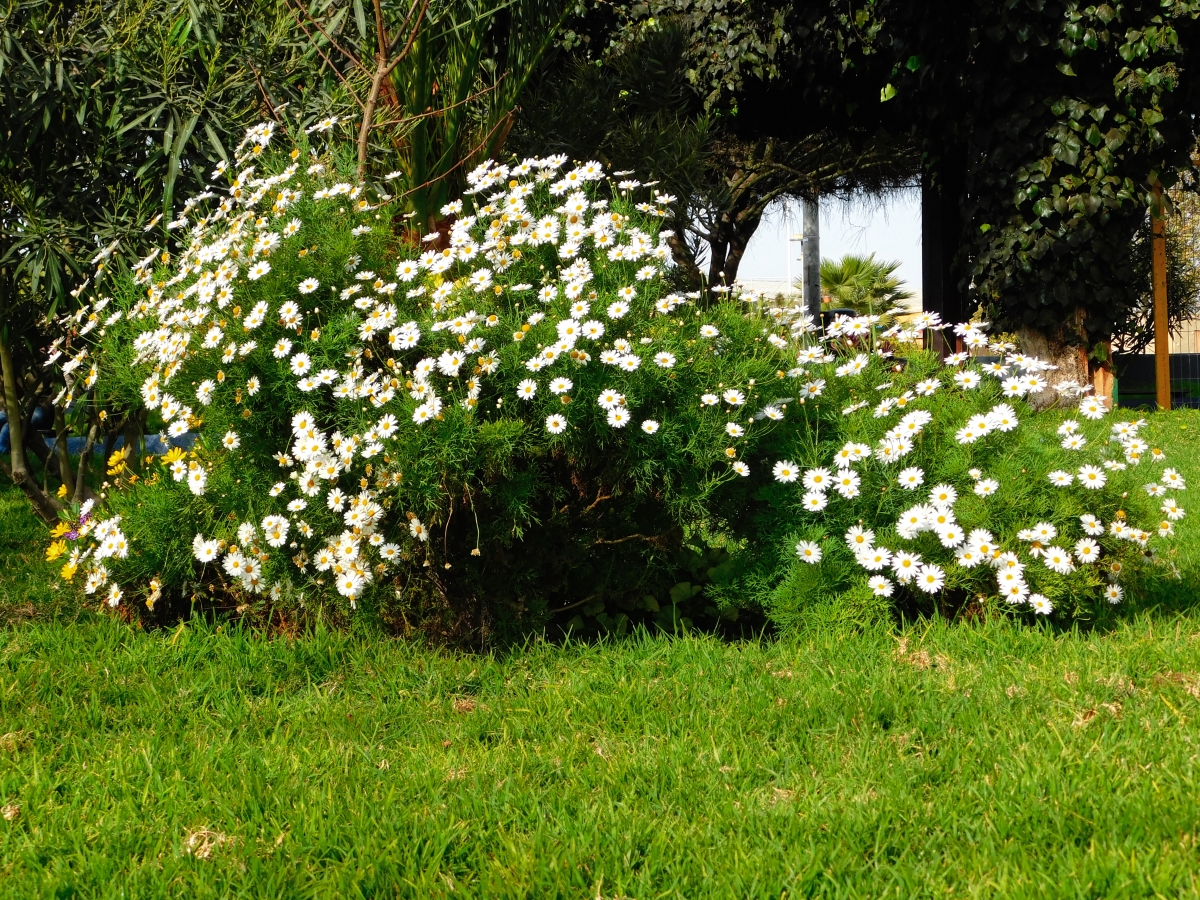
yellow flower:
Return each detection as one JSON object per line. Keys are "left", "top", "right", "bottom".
{"left": 50, "top": 521, "right": 71, "bottom": 538}
{"left": 56, "top": 484, "right": 68, "bottom": 499}
{"left": 60, "top": 561, "right": 78, "bottom": 582}
{"left": 162, "top": 447, "right": 186, "bottom": 465}
{"left": 46, "top": 540, "right": 67, "bottom": 562}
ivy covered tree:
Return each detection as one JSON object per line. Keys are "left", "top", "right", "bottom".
{"left": 850, "top": 0, "right": 1200, "bottom": 376}
{"left": 568, "top": 0, "right": 1200, "bottom": 370}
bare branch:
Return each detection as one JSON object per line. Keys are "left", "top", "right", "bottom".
{"left": 382, "top": 0, "right": 431, "bottom": 78}
{"left": 385, "top": 0, "right": 430, "bottom": 61}
{"left": 371, "top": 80, "right": 503, "bottom": 128}
{"left": 372, "top": 0, "right": 388, "bottom": 62}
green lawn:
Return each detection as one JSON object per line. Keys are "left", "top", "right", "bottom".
{"left": 2, "top": 410, "right": 1200, "bottom": 898}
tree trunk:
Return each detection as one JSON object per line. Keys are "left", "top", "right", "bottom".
{"left": 706, "top": 225, "right": 731, "bottom": 288}
{"left": 721, "top": 213, "right": 758, "bottom": 285}
{"left": 357, "top": 56, "right": 390, "bottom": 182}
{"left": 0, "top": 336, "right": 63, "bottom": 523}
{"left": 665, "top": 232, "right": 703, "bottom": 291}
{"left": 1018, "top": 318, "right": 1091, "bottom": 411}
{"left": 705, "top": 207, "right": 762, "bottom": 290}
{"left": 54, "top": 405, "right": 74, "bottom": 497}
{"left": 121, "top": 408, "right": 146, "bottom": 474}
{"left": 73, "top": 420, "right": 99, "bottom": 505}
{"left": 0, "top": 333, "right": 29, "bottom": 485}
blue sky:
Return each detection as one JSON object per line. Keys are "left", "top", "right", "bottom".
{"left": 737, "top": 192, "right": 923, "bottom": 299}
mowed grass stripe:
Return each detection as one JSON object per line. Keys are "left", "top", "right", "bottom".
{"left": 3, "top": 617, "right": 1200, "bottom": 897}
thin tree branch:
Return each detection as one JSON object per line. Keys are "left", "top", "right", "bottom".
{"left": 73, "top": 419, "right": 98, "bottom": 505}
{"left": 370, "top": 81, "right": 503, "bottom": 128}
{"left": 550, "top": 593, "right": 597, "bottom": 615}
{"left": 289, "top": 11, "right": 365, "bottom": 108}
{"left": 381, "top": 0, "right": 430, "bottom": 78}
{"left": 251, "top": 65, "right": 281, "bottom": 123}
{"left": 593, "top": 533, "right": 665, "bottom": 546}
{"left": 286, "top": 0, "right": 363, "bottom": 69}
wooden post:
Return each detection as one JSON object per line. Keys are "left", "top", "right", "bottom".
{"left": 1092, "top": 342, "right": 1114, "bottom": 403}
{"left": 1152, "top": 183, "right": 1171, "bottom": 411}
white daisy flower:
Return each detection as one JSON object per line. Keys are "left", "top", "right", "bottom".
{"left": 868, "top": 576, "right": 894, "bottom": 597}
{"left": 974, "top": 478, "right": 999, "bottom": 497}
{"left": 802, "top": 491, "right": 828, "bottom": 512}
{"left": 606, "top": 407, "right": 630, "bottom": 428}
{"left": 597, "top": 389, "right": 624, "bottom": 409}
{"left": 803, "top": 468, "right": 831, "bottom": 492}
{"left": 773, "top": 460, "right": 799, "bottom": 483}
{"left": 795, "top": 541, "right": 822, "bottom": 563}
{"left": 1074, "top": 538, "right": 1100, "bottom": 564}
{"left": 915, "top": 564, "right": 946, "bottom": 593}
{"left": 892, "top": 551, "right": 922, "bottom": 582}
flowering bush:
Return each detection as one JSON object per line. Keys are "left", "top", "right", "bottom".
{"left": 45, "top": 123, "right": 1181, "bottom": 638}
{"left": 736, "top": 327, "right": 1185, "bottom": 629}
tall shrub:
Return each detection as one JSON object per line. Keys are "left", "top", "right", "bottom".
{"left": 45, "top": 124, "right": 1181, "bottom": 640}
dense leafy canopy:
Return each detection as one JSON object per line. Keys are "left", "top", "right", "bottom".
{"left": 515, "top": 19, "right": 917, "bottom": 291}
{"left": 567, "top": 0, "right": 1200, "bottom": 344}
{"left": 0, "top": 0, "right": 343, "bottom": 516}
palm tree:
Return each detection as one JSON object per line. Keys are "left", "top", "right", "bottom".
{"left": 807, "top": 253, "right": 914, "bottom": 318}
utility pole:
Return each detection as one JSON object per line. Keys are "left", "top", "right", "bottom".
{"left": 801, "top": 192, "right": 821, "bottom": 322}
{"left": 784, "top": 203, "right": 793, "bottom": 296}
